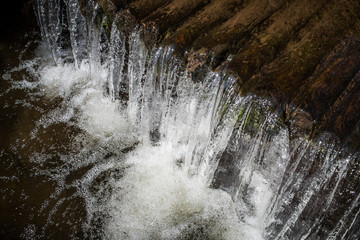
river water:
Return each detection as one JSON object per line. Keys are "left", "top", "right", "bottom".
{"left": 1, "top": 0, "right": 359, "bottom": 239}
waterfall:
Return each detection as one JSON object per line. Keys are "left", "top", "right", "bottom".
{"left": 2, "top": 0, "right": 359, "bottom": 239}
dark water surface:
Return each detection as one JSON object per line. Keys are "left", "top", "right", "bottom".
{"left": 0, "top": 31, "right": 88, "bottom": 239}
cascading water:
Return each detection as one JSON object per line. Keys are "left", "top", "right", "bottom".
{"left": 1, "top": 0, "right": 359, "bottom": 239}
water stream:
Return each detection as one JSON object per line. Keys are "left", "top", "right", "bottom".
{"left": 1, "top": 0, "right": 359, "bottom": 239}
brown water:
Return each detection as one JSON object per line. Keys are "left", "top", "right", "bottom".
{"left": 0, "top": 27, "right": 90, "bottom": 238}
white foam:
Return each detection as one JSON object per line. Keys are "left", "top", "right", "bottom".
{"left": 20, "top": 37, "right": 273, "bottom": 239}
{"left": 39, "top": 62, "right": 90, "bottom": 98}
{"left": 106, "top": 142, "right": 263, "bottom": 239}
{"left": 75, "top": 89, "right": 134, "bottom": 141}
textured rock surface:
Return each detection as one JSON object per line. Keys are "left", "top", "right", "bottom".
{"left": 88, "top": 0, "right": 360, "bottom": 150}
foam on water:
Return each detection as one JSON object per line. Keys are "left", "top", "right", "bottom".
{"left": 38, "top": 63, "right": 90, "bottom": 98}
{"left": 17, "top": 30, "right": 270, "bottom": 239}
{"left": 106, "top": 143, "right": 251, "bottom": 239}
